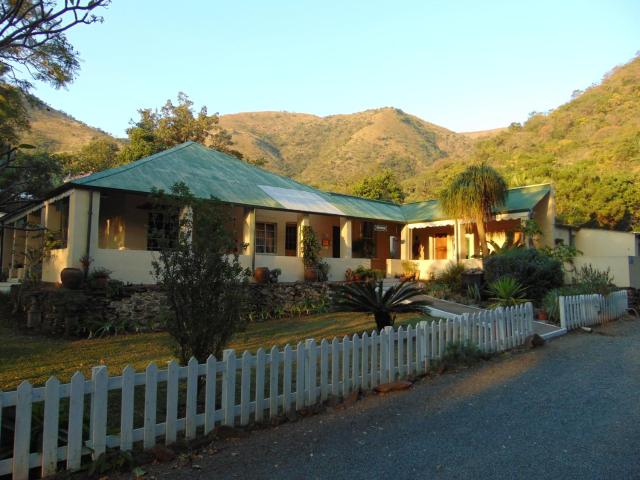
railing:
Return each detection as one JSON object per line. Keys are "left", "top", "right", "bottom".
{"left": 0, "top": 303, "right": 533, "bottom": 479}
{"left": 559, "top": 290, "right": 628, "bottom": 331}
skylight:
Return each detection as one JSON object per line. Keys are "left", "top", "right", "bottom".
{"left": 259, "top": 185, "right": 344, "bottom": 215}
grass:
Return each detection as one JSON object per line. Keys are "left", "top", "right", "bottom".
{"left": 0, "top": 311, "right": 430, "bottom": 390}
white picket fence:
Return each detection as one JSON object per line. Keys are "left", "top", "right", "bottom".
{"left": 0, "top": 303, "right": 533, "bottom": 479}
{"left": 559, "top": 290, "right": 628, "bottom": 331}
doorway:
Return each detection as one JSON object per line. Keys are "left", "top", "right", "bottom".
{"left": 332, "top": 226, "right": 340, "bottom": 258}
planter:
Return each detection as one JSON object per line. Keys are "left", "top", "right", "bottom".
{"left": 60, "top": 268, "right": 83, "bottom": 290}
{"left": 304, "top": 268, "right": 318, "bottom": 282}
{"left": 537, "top": 309, "right": 548, "bottom": 321}
{"left": 254, "top": 267, "right": 270, "bottom": 284}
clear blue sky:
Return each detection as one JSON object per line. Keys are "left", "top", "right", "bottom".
{"left": 31, "top": 0, "right": 640, "bottom": 137}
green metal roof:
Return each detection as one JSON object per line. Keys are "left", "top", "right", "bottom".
{"left": 400, "top": 184, "right": 551, "bottom": 223}
{"left": 70, "top": 142, "right": 550, "bottom": 224}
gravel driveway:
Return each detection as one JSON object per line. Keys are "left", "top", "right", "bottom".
{"left": 131, "top": 317, "right": 640, "bottom": 480}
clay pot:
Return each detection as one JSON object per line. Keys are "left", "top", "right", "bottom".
{"left": 60, "top": 268, "right": 83, "bottom": 290}
{"left": 254, "top": 267, "right": 270, "bottom": 284}
{"left": 537, "top": 309, "right": 548, "bottom": 321}
{"left": 304, "top": 268, "right": 318, "bottom": 282}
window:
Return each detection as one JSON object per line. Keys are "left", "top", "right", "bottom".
{"left": 285, "top": 223, "right": 297, "bottom": 254}
{"left": 354, "top": 221, "right": 377, "bottom": 258}
{"left": 256, "top": 222, "right": 276, "bottom": 254}
{"left": 48, "top": 197, "right": 69, "bottom": 249}
{"left": 147, "top": 210, "right": 179, "bottom": 251}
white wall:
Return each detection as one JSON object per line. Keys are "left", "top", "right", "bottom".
{"left": 255, "top": 255, "right": 304, "bottom": 282}
{"left": 324, "top": 258, "right": 371, "bottom": 282}
{"left": 92, "top": 248, "right": 158, "bottom": 284}
{"left": 574, "top": 228, "right": 638, "bottom": 257}
{"left": 570, "top": 256, "right": 636, "bottom": 288}
{"left": 387, "top": 258, "right": 482, "bottom": 280}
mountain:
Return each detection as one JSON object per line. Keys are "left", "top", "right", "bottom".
{"left": 219, "top": 108, "right": 473, "bottom": 192}
{"left": 20, "top": 96, "right": 115, "bottom": 153}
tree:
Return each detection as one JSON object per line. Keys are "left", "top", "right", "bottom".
{"left": 118, "top": 92, "right": 242, "bottom": 163}
{"left": 332, "top": 280, "right": 429, "bottom": 330}
{"left": 351, "top": 169, "right": 406, "bottom": 203}
{"left": 0, "top": 0, "right": 110, "bottom": 89}
{"left": 439, "top": 162, "right": 507, "bottom": 257}
{"left": 61, "top": 137, "right": 121, "bottom": 175}
{"left": 151, "top": 182, "right": 250, "bottom": 363}
{"left": 0, "top": 146, "right": 63, "bottom": 211}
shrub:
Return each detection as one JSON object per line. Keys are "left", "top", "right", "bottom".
{"left": 438, "top": 341, "right": 487, "bottom": 370}
{"left": 435, "top": 262, "right": 466, "bottom": 293}
{"left": 486, "top": 277, "right": 528, "bottom": 307}
{"left": 484, "top": 248, "right": 563, "bottom": 301}
{"left": 573, "top": 264, "right": 615, "bottom": 294}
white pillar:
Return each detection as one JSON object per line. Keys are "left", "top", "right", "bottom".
{"left": 340, "top": 217, "right": 352, "bottom": 259}
{"left": 298, "top": 214, "right": 310, "bottom": 257}
{"left": 400, "top": 225, "right": 410, "bottom": 260}
{"left": 243, "top": 208, "right": 256, "bottom": 270}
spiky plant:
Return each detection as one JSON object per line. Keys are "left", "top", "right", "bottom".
{"left": 439, "top": 162, "right": 508, "bottom": 257}
{"left": 332, "top": 280, "right": 430, "bottom": 330}
{"left": 486, "top": 276, "right": 528, "bottom": 308}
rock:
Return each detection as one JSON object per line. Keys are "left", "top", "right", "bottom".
{"left": 374, "top": 381, "right": 413, "bottom": 394}
{"left": 336, "top": 390, "right": 359, "bottom": 409}
{"left": 149, "top": 445, "right": 176, "bottom": 463}
{"left": 580, "top": 326, "right": 593, "bottom": 333}
{"left": 525, "top": 333, "right": 546, "bottom": 348}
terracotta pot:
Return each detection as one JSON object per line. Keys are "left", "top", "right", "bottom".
{"left": 537, "top": 309, "right": 548, "bottom": 321}
{"left": 60, "top": 267, "right": 83, "bottom": 290}
{"left": 304, "top": 268, "right": 318, "bottom": 282}
{"left": 254, "top": 267, "right": 270, "bottom": 284}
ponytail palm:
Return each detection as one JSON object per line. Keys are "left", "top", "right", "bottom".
{"left": 332, "top": 280, "right": 430, "bottom": 330}
{"left": 439, "top": 163, "right": 507, "bottom": 258}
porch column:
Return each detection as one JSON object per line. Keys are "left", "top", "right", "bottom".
{"left": 400, "top": 225, "right": 410, "bottom": 260}
{"left": 243, "top": 207, "right": 256, "bottom": 271}
{"left": 298, "top": 214, "right": 310, "bottom": 257}
{"left": 339, "top": 217, "right": 352, "bottom": 259}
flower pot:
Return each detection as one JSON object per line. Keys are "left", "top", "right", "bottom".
{"left": 537, "top": 309, "right": 548, "bottom": 321}
{"left": 254, "top": 267, "right": 270, "bottom": 284}
{"left": 304, "top": 268, "right": 318, "bottom": 282}
{"left": 60, "top": 267, "right": 83, "bottom": 290}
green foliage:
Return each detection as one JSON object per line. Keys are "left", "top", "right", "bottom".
{"left": 539, "top": 244, "right": 582, "bottom": 272}
{"left": 486, "top": 277, "right": 528, "bottom": 307}
{"left": 118, "top": 92, "right": 242, "bottom": 164}
{"left": 332, "top": 280, "right": 429, "bottom": 330}
{"left": 0, "top": 82, "right": 29, "bottom": 145}
{"left": 439, "top": 341, "right": 487, "bottom": 369}
{"left": 439, "top": 162, "right": 508, "bottom": 256}
{"left": 301, "top": 225, "right": 321, "bottom": 269}
{"left": 484, "top": 248, "right": 563, "bottom": 301}
{"left": 61, "top": 137, "right": 122, "bottom": 175}
{"left": 488, "top": 229, "right": 523, "bottom": 254}
{"left": 151, "top": 182, "right": 250, "bottom": 363}
{"left": 573, "top": 264, "right": 616, "bottom": 295}
{"left": 467, "top": 283, "right": 482, "bottom": 303}
{"left": 351, "top": 168, "right": 406, "bottom": 203}
{"left": 435, "top": 262, "right": 466, "bottom": 293}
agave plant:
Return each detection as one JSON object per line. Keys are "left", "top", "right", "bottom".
{"left": 487, "top": 276, "right": 528, "bottom": 308}
{"left": 332, "top": 280, "right": 430, "bottom": 330}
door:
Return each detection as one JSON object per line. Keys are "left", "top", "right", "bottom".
{"left": 332, "top": 226, "right": 340, "bottom": 258}
{"left": 285, "top": 223, "right": 297, "bottom": 256}
{"left": 435, "top": 235, "right": 448, "bottom": 260}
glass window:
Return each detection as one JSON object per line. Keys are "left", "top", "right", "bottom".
{"left": 48, "top": 197, "right": 69, "bottom": 249}
{"left": 256, "top": 222, "right": 276, "bottom": 254}
{"left": 147, "top": 210, "right": 179, "bottom": 251}
{"left": 285, "top": 223, "right": 297, "bottom": 252}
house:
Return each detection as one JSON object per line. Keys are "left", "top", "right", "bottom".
{"left": 4, "top": 141, "right": 629, "bottom": 287}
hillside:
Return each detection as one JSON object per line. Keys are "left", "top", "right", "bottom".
{"left": 219, "top": 108, "right": 473, "bottom": 192}
{"left": 20, "top": 96, "right": 115, "bottom": 153}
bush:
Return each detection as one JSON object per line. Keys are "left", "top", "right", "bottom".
{"left": 486, "top": 277, "right": 528, "bottom": 307}
{"left": 484, "top": 248, "right": 563, "bottom": 301}
{"left": 438, "top": 341, "right": 488, "bottom": 370}
{"left": 435, "top": 262, "right": 466, "bottom": 293}
{"left": 573, "top": 264, "right": 615, "bottom": 294}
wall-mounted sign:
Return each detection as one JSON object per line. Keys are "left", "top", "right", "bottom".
{"left": 322, "top": 239, "right": 330, "bottom": 247}
{"left": 374, "top": 224, "right": 387, "bottom": 232}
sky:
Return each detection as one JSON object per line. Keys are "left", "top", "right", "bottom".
{"left": 28, "top": 0, "right": 640, "bottom": 137}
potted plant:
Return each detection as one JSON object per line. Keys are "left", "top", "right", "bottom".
{"left": 400, "top": 260, "right": 418, "bottom": 281}
{"left": 60, "top": 267, "right": 83, "bottom": 289}
{"left": 254, "top": 267, "right": 270, "bottom": 284}
{"left": 269, "top": 268, "right": 282, "bottom": 283}
{"left": 302, "top": 226, "right": 321, "bottom": 282}
{"left": 90, "top": 267, "right": 112, "bottom": 289}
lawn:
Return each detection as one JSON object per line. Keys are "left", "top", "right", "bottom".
{"left": 0, "top": 311, "right": 431, "bottom": 390}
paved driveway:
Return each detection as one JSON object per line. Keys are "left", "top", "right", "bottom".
{"left": 135, "top": 318, "right": 640, "bottom": 480}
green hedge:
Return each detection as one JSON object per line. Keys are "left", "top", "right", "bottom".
{"left": 483, "top": 248, "right": 563, "bottom": 302}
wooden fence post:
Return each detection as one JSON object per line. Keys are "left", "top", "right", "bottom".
{"left": 222, "top": 349, "right": 236, "bottom": 426}
{"left": 92, "top": 365, "right": 108, "bottom": 458}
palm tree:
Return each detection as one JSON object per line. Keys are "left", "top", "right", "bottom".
{"left": 439, "top": 162, "right": 507, "bottom": 258}
{"left": 332, "top": 280, "right": 430, "bottom": 330}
